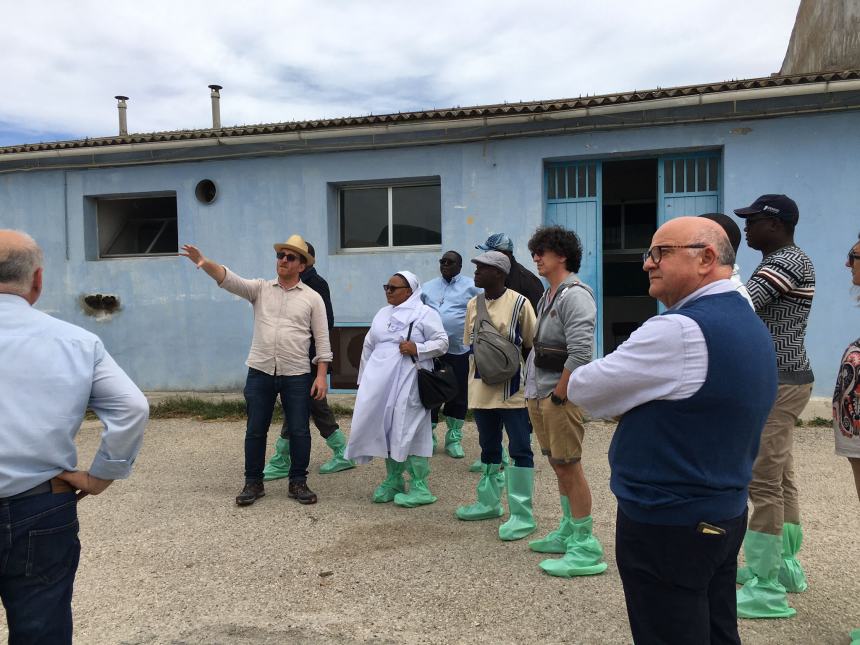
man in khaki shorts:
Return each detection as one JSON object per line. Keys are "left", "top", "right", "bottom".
{"left": 523, "top": 225, "right": 607, "bottom": 578}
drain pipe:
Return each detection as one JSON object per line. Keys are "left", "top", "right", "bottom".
{"left": 209, "top": 84, "right": 222, "bottom": 129}
{"left": 115, "top": 96, "right": 129, "bottom": 136}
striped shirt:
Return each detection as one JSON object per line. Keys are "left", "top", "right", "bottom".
{"left": 746, "top": 245, "right": 815, "bottom": 384}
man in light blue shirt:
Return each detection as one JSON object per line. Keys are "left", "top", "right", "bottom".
{"left": 0, "top": 229, "right": 148, "bottom": 643}
{"left": 421, "top": 250, "right": 481, "bottom": 458}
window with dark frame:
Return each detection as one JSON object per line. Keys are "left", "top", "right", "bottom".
{"left": 95, "top": 194, "right": 179, "bottom": 258}
{"left": 339, "top": 182, "right": 441, "bottom": 250}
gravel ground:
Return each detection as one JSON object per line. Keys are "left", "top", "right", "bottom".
{"left": 2, "top": 418, "right": 857, "bottom": 644}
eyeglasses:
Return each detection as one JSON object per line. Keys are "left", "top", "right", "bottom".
{"left": 382, "top": 284, "right": 410, "bottom": 293}
{"left": 642, "top": 244, "right": 707, "bottom": 265}
{"left": 530, "top": 249, "right": 545, "bottom": 259}
{"left": 849, "top": 251, "right": 860, "bottom": 266}
{"left": 276, "top": 252, "right": 299, "bottom": 262}
{"left": 439, "top": 258, "right": 457, "bottom": 266}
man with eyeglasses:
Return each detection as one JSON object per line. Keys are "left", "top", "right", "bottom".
{"left": 181, "top": 235, "right": 332, "bottom": 506}
{"left": 566, "top": 217, "right": 777, "bottom": 644}
{"left": 421, "top": 251, "right": 481, "bottom": 458}
{"left": 262, "top": 242, "right": 356, "bottom": 480}
{"left": 732, "top": 194, "right": 816, "bottom": 620}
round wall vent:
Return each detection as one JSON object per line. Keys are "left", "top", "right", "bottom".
{"left": 195, "top": 179, "right": 217, "bottom": 204}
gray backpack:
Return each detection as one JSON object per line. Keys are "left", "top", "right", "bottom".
{"left": 472, "top": 294, "right": 523, "bottom": 385}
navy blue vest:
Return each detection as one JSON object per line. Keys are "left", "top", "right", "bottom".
{"left": 609, "top": 291, "right": 777, "bottom": 526}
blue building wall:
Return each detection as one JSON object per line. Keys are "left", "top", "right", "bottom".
{"left": 1, "top": 109, "right": 858, "bottom": 395}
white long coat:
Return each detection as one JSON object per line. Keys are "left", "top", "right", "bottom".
{"left": 345, "top": 303, "right": 448, "bottom": 464}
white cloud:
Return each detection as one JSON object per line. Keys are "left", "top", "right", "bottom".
{"left": 0, "top": 0, "right": 800, "bottom": 143}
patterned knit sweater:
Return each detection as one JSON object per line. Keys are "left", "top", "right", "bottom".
{"left": 745, "top": 245, "right": 815, "bottom": 384}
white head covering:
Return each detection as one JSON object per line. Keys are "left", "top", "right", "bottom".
{"left": 388, "top": 270, "right": 424, "bottom": 328}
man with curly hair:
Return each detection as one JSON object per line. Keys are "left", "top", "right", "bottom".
{"left": 524, "top": 225, "right": 608, "bottom": 578}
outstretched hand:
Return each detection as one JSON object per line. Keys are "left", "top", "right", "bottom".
{"left": 180, "top": 244, "right": 205, "bottom": 267}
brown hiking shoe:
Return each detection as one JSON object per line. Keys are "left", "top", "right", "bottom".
{"left": 288, "top": 481, "right": 318, "bottom": 505}
{"left": 235, "top": 481, "right": 265, "bottom": 506}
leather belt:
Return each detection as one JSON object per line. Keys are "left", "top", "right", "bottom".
{"left": 1, "top": 477, "right": 75, "bottom": 502}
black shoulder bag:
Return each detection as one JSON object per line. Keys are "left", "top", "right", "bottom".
{"left": 407, "top": 322, "right": 459, "bottom": 409}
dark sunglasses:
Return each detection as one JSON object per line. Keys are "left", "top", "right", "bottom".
{"left": 276, "top": 252, "right": 299, "bottom": 262}
{"left": 383, "top": 284, "right": 410, "bottom": 293}
{"left": 530, "top": 248, "right": 545, "bottom": 259}
{"left": 642, "top": 244, "right": 707, "bottom": 265}
{"left": 439, "top": 258, "right": 457, "bottom": 265}
{"left": 849, "top": 251, "right": 860, "bottom": 266}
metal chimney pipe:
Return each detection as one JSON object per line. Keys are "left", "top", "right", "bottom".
{"left": 115, "top": 95, "right": 129, "bottom": 136}
{"left": 208, "top": 84, "right": 222, "bottom": 129}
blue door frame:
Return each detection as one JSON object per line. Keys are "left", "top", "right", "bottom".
{"left": 545, "top": 151, "right": 722, "bottom": 355}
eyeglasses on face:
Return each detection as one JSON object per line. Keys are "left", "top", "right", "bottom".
{"left": 530, "top": 248, "right": 545, "bottom": 259}
{"left": 642, "top": 244, "right": 707, "bottom": 265}
{"left": 439, "top": 258, "right": 457, "bottom": 266}
{"left": 848, "top": 250, "right": 860, "bottom": 266}
{"left": 382, "top": 284, "right": 410, "bottom": 293}
{"left": 276, "top": 252, "right": 299, "bottom": 262}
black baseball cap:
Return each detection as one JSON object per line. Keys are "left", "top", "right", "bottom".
{"left": 733, "top": 194, "right": 799, "bottom": 225}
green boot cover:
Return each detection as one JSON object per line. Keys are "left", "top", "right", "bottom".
{"left": 778, "top": 523, "right": 808, "bottom": 593}
{"left": 736, "top": 528, "right": 755, "bottom": 584}
{"left": 444, "top": 418, "right": 466, "bottom": 459}
{"left": 468, "top": 457, "right": 483, "bottom": 472}
{"left": 499, "top": 465, "right": 536, "bottom": 541}
{"left": 394, "top": 456, "right": 438, "bottom": 507}
{"left": 529, "top": 495, "right": 575, "bottom": 553}
{"left": 539, "top": 515, "right": 608, "bottom": 577}
{"left": 431, "top": 423, "right": 438, "bottom": 452}
{"left": 262, "top": 437, "right": 291, "bottom": 481}
{"left": 850, "top": 628, "right": 860, "bottom": 645}
{"left": 455, "top": 463, "right": 504, "bottom": 520}
{"left": 736, "top": 530, "right": 796, "bottom": 619}
{"left": 502, "top": 445, "right": 511, "bottom": 467}
{"left": 372, "top": 458, "right": 406, "bottom": 503}
{"left": 319, "top": 429, "right": 357, "bottom": 474}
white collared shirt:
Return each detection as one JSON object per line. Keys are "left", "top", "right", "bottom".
{"left": 567, "top": 280, "right": 739, "bottom": 419}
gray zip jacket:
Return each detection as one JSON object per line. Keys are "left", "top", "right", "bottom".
{"left": 524, "top": 272, "right": 596, "bottom": 399}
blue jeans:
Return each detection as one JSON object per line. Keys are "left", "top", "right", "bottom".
{"left": 244, "top": 368, "right": 312, "bottom": 483}
{"left": 0, "top": 490, "right": 80, "bottom": 644}
{"left": 473, "top": 408, "right": 534, "bottom": 468}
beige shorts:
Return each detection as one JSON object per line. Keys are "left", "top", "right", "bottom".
{"left": 527, "top": 396, "right": 586, "bottom": 464}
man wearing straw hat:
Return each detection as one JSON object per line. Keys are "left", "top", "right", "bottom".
{"left": 181, "top": 234, "right": 332, "bottom": 506}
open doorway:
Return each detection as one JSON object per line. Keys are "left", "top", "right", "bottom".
{"left": 601, "top": 159, "right": 658, "bottom": 354}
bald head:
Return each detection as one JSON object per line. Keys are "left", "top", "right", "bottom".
{"left": 644, "top": 217, "right": 734, "bottom": 308}
{"left": 0, "top": 230, "right": 44, "bottom": 303}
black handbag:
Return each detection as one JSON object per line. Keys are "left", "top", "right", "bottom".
{"left": 407, "top": 322, "right": 459, "bottom": 409}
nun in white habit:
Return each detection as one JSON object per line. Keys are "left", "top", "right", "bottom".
{"left": 345, "top": 270, "right": 448, "bottom": 507}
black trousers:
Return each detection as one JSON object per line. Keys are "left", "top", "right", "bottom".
{"left": 431, "top": 352, "right": 470, "bottom": 422}
{"left": 281, "top": 396, "right": 339, "bottom": 441}
{"left": 615, "top": 507, "right": 746, "bottom": 645}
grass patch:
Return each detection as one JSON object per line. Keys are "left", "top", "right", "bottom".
{"left": 143, "top": 396, "right": 355, "bottom": 421}
{"left": 806, "top": 416, "right": 831, "bottom": 428}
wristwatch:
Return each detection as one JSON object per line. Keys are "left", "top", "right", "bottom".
{"left": 550, "top": 392, "right": 566, "bottom": 406}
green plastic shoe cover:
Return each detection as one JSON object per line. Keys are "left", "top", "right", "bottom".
{"left": 372, "top": 458, "right": 406, "bottom": 503}
{"left": 394, "top": 456, "right": 437, "bottom": 507}
{"left": 850, "top": 628, "right": 860, "bottom": 645}
{"left": 736, "top": 564, "right": 755, "bottom": 585}
{"left": 444, "top": 418, "right": 466, "bottom": 459}
{"left": 778, "top": 523, "right": 808, "bottom": 593}
{"left": 736, "top": 530, "right": 796, "bottom": 619}
{"left": 529, "top": 496, "right": 575, "bottom": 553}
{"left": 262, "top": 437, "right": 291, "bottom": 481}
{"left": 455, "top": 463, "right": 504, "bottom": 520}
{"left": 468, "top": 457, "right": 483, "bottom": 472}
{"left": 498, "top": 465, "right": 537, "bottom": 541}
{"left": 319, "top": 429, "right": 357, "bottom": 474}
{"left": 539, "top": 515, "right": 608, "bottom": 577}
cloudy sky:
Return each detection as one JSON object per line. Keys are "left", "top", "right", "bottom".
{"left": 0, "top": 0, "right": 801, "bottom": 146}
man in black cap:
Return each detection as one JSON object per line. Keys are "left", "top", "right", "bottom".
{"left": 733, "top": 194, "right": 815, "bottom": 619}
{"left": 476, "top": 232, "right": 544, "bottom": 311}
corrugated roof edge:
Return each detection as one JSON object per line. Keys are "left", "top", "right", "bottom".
{"left": 3, "top": 69, "right": 859, "bottom": 155}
